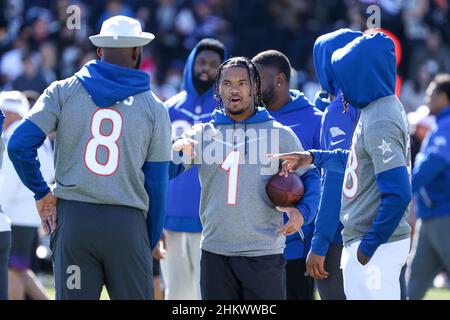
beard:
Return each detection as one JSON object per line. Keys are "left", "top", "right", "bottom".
{"left": 261, "top": 85, "right": 275, "bottom": 106}
{"left": 193, "top": 74, "right": 215, "bottom": 93}
{"left": 226, "top": 107, "right": 246, "bottom": 115}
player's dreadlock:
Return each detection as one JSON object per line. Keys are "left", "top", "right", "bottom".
{"left": 213, "top": 56, "right": 265, "bottom": 110}
{"left": 342, "top": 94, "right": 350, "bottom": 114}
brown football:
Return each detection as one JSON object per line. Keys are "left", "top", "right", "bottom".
{"left": 266, "top": 172, "right": 305, "bottom": 207}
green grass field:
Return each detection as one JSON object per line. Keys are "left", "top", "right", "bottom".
{"left": 43, "top": 283, "right": 450, "bottom": 300}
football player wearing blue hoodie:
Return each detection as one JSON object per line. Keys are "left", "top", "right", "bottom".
{"left": 252, "top": 50, "right": 321, "bottom": 300}
{"left": 163, "top": 38, "right": 226, "bottom": 300}
{"left": 6, "top": 16, "right": 172, "bottom": 299}
{"left": 407, "top": 74, "right": 450, "bottom": 300}
{"left": 307, "top": 29, "right": 362, "bottom": 300}
{"left": 171, "top": 57, "right": 316, "bottom": 300}
{"left": 271, "top": 33, "right": 412, "bottom": 300}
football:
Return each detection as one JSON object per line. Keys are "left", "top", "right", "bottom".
{"left": 266, "top": 172, "right": 305, "bottom": 207}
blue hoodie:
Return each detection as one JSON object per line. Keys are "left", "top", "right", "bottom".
{"left": 165, "top": 41, "right": 227, "bottom": 233}
{"left": 267, "top": 90, "right": 322, "bottom": 260}
{"left": 311, "top": 32, "right": 411, "bottom": 258}
{"left": 75, "top": 60, "right": 150, "bottom": 107}
{"left": 331, "top": 32, "right": 397, "bottom": 109}
{"left": 313, "top": 29, "right": 363, "bottom": 97}
{"left": 310, "top": 29, "right": 361, "bottom": 256}
{"left": 413, "top": 106, "right": 450, "bottom": 220}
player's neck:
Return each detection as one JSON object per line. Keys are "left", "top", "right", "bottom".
{"left": 226, "top": 108, "right": 256, "bottom": 123}
{"left": 101, "top": 56, "right": 134, "bottom": 70}
{"left": 266, "top": 92, "right": 292, "bottom": 111}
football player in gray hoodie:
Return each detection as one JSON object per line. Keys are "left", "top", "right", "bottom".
{"left": 170, "top": 57, "right": 319, "bottom": 300}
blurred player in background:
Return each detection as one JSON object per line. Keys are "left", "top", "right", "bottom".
{"left": 252, "top": 50, "right": 321, "bottom": 300}
{"left": 0, "top": 91, "right": 53, "bottom": 300}
{"left": 7, "top": 16, "right": 172, "bottom": 300}
{"left": 163, "top": 38, "right": 226, "bottom": 300}
{"left": 407, "top": 74, "right": 450, "bottom": 299}
{"left": 307, "top": 29, "right": 362, "bottom": 300}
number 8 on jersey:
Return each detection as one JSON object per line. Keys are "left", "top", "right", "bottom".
{"left": 84, "top": 108, "right": 123, "bottom": 176}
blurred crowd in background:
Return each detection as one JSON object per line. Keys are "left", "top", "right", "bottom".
{"left": 0, "top": 0, "right": 449, "bottom": 297}
{"left": 0, "top": 0, "right": 449, "bottom": 110}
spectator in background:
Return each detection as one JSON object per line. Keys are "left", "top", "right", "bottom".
{"left": 0, "top": 91, "right": 53, "bottom": 300}
{"left": 12, "top": 50, "right": 49, "bottom": 93}
{"left": 407, "top": 105, "right": 435, "bottom": 167}
{"left": 96, "top": 0, "right": 134, "bottom": 32}
{"left": 408, "top": 30, "right": 450, "bottom": 82}
{"left": 401, "top": 62, "right": 434, "bottom": 113}
{"left": 39, "top": 41, "right": 57, "bottom": 85}
{"left": 0, "top": 34, "right": 27, "bottom": 87}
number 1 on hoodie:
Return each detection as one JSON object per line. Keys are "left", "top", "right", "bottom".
{"left": 221, "top": 150, "right": 240, "bottom": 205}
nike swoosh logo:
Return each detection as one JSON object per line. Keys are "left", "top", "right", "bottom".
{"left": 330, "top": 139, "right": 345, "bottom": 146}
{"left": 212, "top": 136, "right": 267, "bottom": 148}
{"left": 288, "top": 123, "right": 302, "bottom": 128}
{"left": 383, "top": 155, "right": 396, "bottom": 164}
{"left": 211, "top": 137, "right": 234, "bottom": 147}
{"left": 235, "top": 136, "right": 267, "bottom": 147}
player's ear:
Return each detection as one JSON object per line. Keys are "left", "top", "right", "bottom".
{"left": 132, "top": 47, "right": 138, "bottom": 60}
{"left": 276, "top": 73, "right": 285, "bottom": 88}
{"left": 97, "top": 48, "right": 102, "bottom": 59}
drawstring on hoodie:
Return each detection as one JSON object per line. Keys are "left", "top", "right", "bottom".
{"left": 232, "top": 122, "right": 248, "bottom": 155}
{"left": 244, "top": 123, "right": 248, "bottom": 155}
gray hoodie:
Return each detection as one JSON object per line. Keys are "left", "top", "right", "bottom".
{"left": 174, "top": 107, "right": 311, "bottom": 257}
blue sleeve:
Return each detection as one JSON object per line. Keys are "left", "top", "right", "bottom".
{"left": 169, "top": 161, "right": 185, "bottom": 179}
{"left": 412, "top": 153, "right": 448, "bottom": 194}
{"left": 295, "top": 167, "right": 321, "bottom": 225}
{"left": 310, "top": 149, "right": 349, "bottom": 173}
{"left": 311, "top": 170, "right": 344, "bottom": 256}
{"left": 358, "top": 166, "right": 412, "bottom": 258}
{"left": 143, "top": 161, "right": 169, "bottom": 249}
{"left": 7, "top": 119, "right": 50, "bottom": 200}
{"left": 169, "top": 150, "right": 186, "bottom": 180}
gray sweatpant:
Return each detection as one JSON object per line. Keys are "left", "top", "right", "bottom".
{"left": 0, "top": 231, "right": 11, "bottom": 300}
{"left": 51, "top": 199, "right": 153, "bottom": 300}
{"left": 407, "top": 215, "right": 450, "bottom": 300}
{"left": 315, "top": 243, "right": 346, "bottom": 300}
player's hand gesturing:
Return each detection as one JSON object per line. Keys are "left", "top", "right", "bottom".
{"left": 268, "top": 151, "right": 313, "bottom": 177}
{"left": 276, "top": 206, "right": 304, "bottom": 236}
{"left": 36, "top": 191, "right": 58, "bottom": 234}
{"left": 172, "top": 138, "right": 198, "bottom": 160}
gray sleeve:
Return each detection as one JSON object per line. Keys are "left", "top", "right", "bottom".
{"left": 26, "top": 81, "right": 61, "bottom": 134}
{"left": 364, "top": 121, "right": 407, "bottom": 175}
{"left": 146, "top": 102, "right": 172, "bottom": 162}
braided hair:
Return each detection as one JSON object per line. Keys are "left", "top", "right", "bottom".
{"left": 213, "top": 56, "right": 265, "bottom": 110}
{"left": 342, "top": 94, "right": 350, "bottom": 114}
